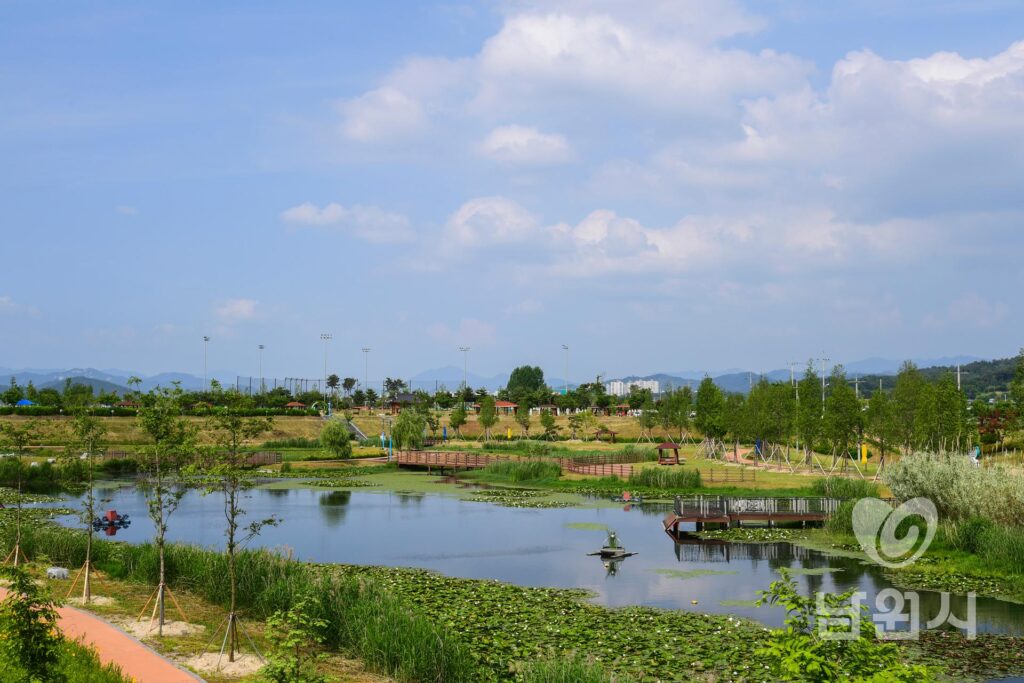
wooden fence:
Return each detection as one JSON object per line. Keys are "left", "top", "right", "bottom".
{"left": 701, "top": 468, "right": 756, "bottom": 483}
{"left": 559, "top": 459, "right": 633, "bottom": 478}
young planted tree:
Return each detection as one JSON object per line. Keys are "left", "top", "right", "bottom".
{"left": 137, "top": 386, "right": 196, "bottom": 636}
{"left": 0, "top": 419, "right": 44, "bottom": 566}
{"left": 866, "top": 389, "right": 899, "bottom": 468}
{"left": 539, "top": 409, "right": 559, "bottom": 440}
{"left": 1013, "top": 348, "right": 1024, "bottom": 431}
{"left": 514, "top": 407, "right": 531, "bottom": 437}
{"left": 448, "top": 403, "right": 468, "bottom": 437}
{"left": 637, "top": 396, "right": 658, "bottom": 442}
{"left": 796, "top": 363, "right": 823, "bottom": 455}
{"left": 892, "top": 361, "right": 924, "bottom": 453}
{"left": 824, "top": 367, "right": 863, "bottom": 468}
{"left": 694, "top": 377, "right": 727, "bottom": 445}
{"left": 319, "top": 420, "right": 353, "bottom": 459}
{"left": 205, "top": 409, "right": 277, "bottom": 662}
{"left": 478, "top": 396, "right": 498, "bottom": 441}
{"left": 567, "top": 412, "right": 583, "bottom": 440}
{"left": 67, "top": 408, "right": 107, "bottom": 603}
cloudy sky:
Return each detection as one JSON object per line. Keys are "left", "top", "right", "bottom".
{"left": 2, "top": 0, "right": 1022, "bottom": 382}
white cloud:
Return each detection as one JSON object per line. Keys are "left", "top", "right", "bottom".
{"left": 0, "top": 296, "right": 17, "bottom": 312}
{"left": 215, "top": 298, "right": 259, "bottom": 323}
{"left": 338, "top": 86, "right": 425, "bottom": 142}
{"left": 925, "top": 293, "right": 1009, "bottom": 329}
{"left": 281, "top": 202, "right": 415, "bottom": 243}
{"left": 114, "top": 205, "right": 138, "bottom": 215}
{"left": 442, "top": 196, "right": 539, "bottom": 247}
{"left": 478, "top": 125, "right": 571, "bottom": 164}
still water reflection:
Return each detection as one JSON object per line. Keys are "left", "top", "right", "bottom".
{"left": 57, "top": 484, "right": 1023, "bottom": 634}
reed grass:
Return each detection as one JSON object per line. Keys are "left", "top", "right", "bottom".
{"left": 0, "top": 524, "right": 476, "bottom": 682}
{"left": 809, "top": 477, "right": 879, "bottom": 500}
{"left": 481, "top": 459, "right": 562, "bottom": 482}
{"left": 520, "top": 654, "right": 616, "bottom": 683}
{"left": 627, "top": 467, "right": 701, "bottom": 490}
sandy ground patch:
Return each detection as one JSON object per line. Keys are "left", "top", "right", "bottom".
{"left": 185, "top": 652, "right": 264, "bottom": 677}
{"left": 117, "top": 617, "right": 206, "bottom": 638}
{"left": 69, "top": 595, "right": 116, "bottom": 606}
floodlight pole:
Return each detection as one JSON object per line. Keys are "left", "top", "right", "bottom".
{"left": 562, "top": 344, "right": 569, "bottom": 395}
{"left": 321, "top": 333, "right": 332, "bottom": 406}
{"left": 258, "top": 344, "right": 264, "bottom": 395}
{"left": 459, "top": 347, "right": 471, "bottom": 391}
{"left": 203, "top": 336, "right": 210, "bottom": 389}
{"left": 819, "top": 355, "right": 830, "bottom": 415}
{"left": 362, "top": 347, "right": 371, "bottom": 401}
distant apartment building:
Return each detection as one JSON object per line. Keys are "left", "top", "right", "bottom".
{"left": 605, "top": 379, "right": 660, "bottom": 397}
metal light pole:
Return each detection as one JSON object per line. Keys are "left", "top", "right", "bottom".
{"left": 562, "top": 344, "right": 569, "bottom": 395}
{"left": 203, "top": 336, "right": 210, "bottom": 390}
{"left": 459, "top": 347, "right": 470, "bottom": 391}
{"left": 321, "top": 333, "right": 332, "bottom": 406}
{"left": 361, "top": 347, "right": 371, "bottom": 406}
{"left": 258, "top": 344, "right": 265, "bottom": 394}
{"left": 819, "top": 355, "right": 830, "bottom": 415}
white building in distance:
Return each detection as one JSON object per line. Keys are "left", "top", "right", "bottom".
{"left": 605, "top": 379, "right": 660, "bottom": 397}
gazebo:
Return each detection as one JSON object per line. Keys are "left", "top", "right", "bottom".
{"left": 284, "top": 401, "right": 307, "bottom": 409}
{"left": 657, "top": 442, "right": 682, "bottom": 465}
{"left": 614, "top": 403, "right": 631, "bottom": 417}
{"left": 593, "top": 428, "right": 618, "bottom": 443}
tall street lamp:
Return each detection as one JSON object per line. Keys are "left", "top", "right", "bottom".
{"left": 258, "top": 344, "right": 265, "bottom": 394}
{"left": 562, "top": 344, "right": 569, "bottom": 395}
{"left": 321, "top": 333, "right": 332, "bottom": 406}
{"left": 203, "top": 336, "right": 210, "bottom": 390}
{"left": 361, "top": 347, "right": 371, "bottom": 400}
{"left": 459, "top": 347, "right": 471, "bottom": 392}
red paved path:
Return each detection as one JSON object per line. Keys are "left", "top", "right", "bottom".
{"left": 0, "top": 587, "right": 202, "bottom": 683}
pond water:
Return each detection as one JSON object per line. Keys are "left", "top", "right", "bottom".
{"left": 54, "top": 481, "right": 1023, "bottom": 635}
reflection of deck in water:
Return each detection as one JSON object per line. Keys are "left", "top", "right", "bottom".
{"left": 665, "top": 531, "right": 817, "bottom": 563}
{"left": 663, "top": 495, "right": 844, "bottom": 531}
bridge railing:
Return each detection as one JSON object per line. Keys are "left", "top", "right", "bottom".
{"left": 673, "top": 495, "right": 847, "bottom": 518}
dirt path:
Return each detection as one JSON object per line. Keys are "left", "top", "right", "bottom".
{"left": 0, "top": 587, "right": 203, "bottom": 682}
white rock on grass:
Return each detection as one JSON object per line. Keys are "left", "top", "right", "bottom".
{"left": 185, "top": 652, "right": 264, "bottom": 678}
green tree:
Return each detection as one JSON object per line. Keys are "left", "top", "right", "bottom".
{"left": 259, "top": 598, "right": 328, "bottom": 683}
{"left": 365, "top": 388, "right": 379, "bottom": 407}
{"left": 824, "top": 367, "right": 862, "bottom": 459}
{"left": 694, "top": 377, "right": 727, "bottom": 441}
{"left": 892, "top": 361, "right": 924, "bottom": 453}
{"left": 326, "top": 374, "right": 340, "bottom": 396}
{"left": 1011, "top": 347, "right": 1024, "bottom": 431}
{"left": 319, "top": 420, "right": 353, "bottom": 459}
{"left": 0, "top": 566, "right": 62, "bottom": 681}
{"left": 514, "top": 407, "right": 531, "bottom": 437}
{"left": 205, "top": 410, "right": 277, "bottom": 662}
{"left": 539, "top": 409, "right": 558, "bottom": 440}
{"left": 796, "top": 362, "right": 823, "bottom": 453}
{"left": 661, "top": 387, "right": 692, "bottom": 441}
{"left": 68, "top": 408, "right": 107, "bottom": 604}
{"left": 383, "top": 378, "right": 407, "bottom": 399}
{"left": 448, "top": 403, "right": 468, "bottom": 437}
{"left": 567, "top": 412, "right": 583, "bottom": 439}
{"left": 478, "top": 396, "right": 498, "bottom": 441}
{"left": 866, "top": 389, "right": 899, "bottom": 462}
{"left": 637, "top": 396, "right": 658, "bottom": 441}
{"left": 2, "top": 378, "right": 24, "bottom": 406}
{"left": 341, "top": 377, "right": 357, "bottom": 396}
{"left": 137, "top": 385, "right": 196, "bottom": 637}
{"left": 507, "top": 366, "right": 546, "bottom": 406}
{"left": 392, "top": 408, "right": 427, "bottom": 449}
{"left": 0, "top": 420, "right": 44, "bottom": 567}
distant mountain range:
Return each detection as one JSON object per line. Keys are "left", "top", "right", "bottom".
{"left": 0, "top": 367, "right": 212, "bottom": 393}
{"left": 0, "top": 354, "right": 1005, "bottom": 397}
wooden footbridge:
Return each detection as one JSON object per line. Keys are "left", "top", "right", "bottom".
{"left": 393, "top": 450, "right": 637, "bottom": 476}
{"left": 666, "top": 535, "right": 821, "bottom": 563}
{"left": 663, "top": 495, "right": 844, "bottom": 531}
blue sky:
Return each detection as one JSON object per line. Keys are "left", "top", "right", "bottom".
{"left": 2, "top": 0, "right": 1022, "bottom": 383}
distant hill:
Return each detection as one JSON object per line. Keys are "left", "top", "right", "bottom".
{"left": 41, "top": 376, "right": 129, "bottom": 395}
{"left": 855, "top": 356, "right": 1018, "bottom": 399}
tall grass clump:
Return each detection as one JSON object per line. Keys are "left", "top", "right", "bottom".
{"left": 0, "top": 525, "right": 476, "bottom": 683}
{"left": 885, "top": 452, "right": 1024, "bottom": 525}
{"left": 481, "top": 459, "right": 561, "bottom": 482}
{"left": 263, "top": 436, "right": 321, "bottom": 449}
{"left": 627, "top": 467, "right": 701, "bottom": 490}
{"left": 520, "top": 654, "right": 615, "bottom": 683}
{"left": 810, "top": 477, "right": 879, "bottom": 499}
{"left": 943, "top": 517, "right": 1024, "bottom": 574}
{"left": 824, "top": 500, "right": 858, "bottom": 536}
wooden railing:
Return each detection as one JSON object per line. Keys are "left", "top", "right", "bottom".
{"left": 394, "top": 451, "right": 509, "bottom": 469}
{"left": 560, "top": 460, "right": 634, "bottom": 477}
{"left": 702, "top": 468, "right": 756, "bottom": 483}
{"left": 673, "top": 495, "right": 845, "bottom": 518}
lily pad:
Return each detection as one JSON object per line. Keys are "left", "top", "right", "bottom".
{"left": 780, "top": 567, "right": 843, "bottom": 576}
{"left": 653, "top": 568, "right": 738, "bottom": 579}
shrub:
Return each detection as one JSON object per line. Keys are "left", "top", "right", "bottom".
{"left": 627, "top": 467, "right": 702, "bottom": 490}
{"left": 884, "top": 452, "right": 1024, "bottom": 525}
{"left": 264, "top": 437, "right": 321, "bottom": 449}
{"left": 319, "top": 421, "right": 353, "bottom": 459}
{"left": 810, "top": 477, "right": 879, "bottom": 499}
{"left": 825, "top": 500, "right": 857, "bottom": 536}
{"left": 98, "top": 458, "right": 139, "bottom": 476}
{"left": 481, "top": 460, "right": 561, "bottom": 482}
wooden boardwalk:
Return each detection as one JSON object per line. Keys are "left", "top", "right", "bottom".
{"left": 393, "top": 450, "right": 637, "bottom": 476}
{"left": 663, "top": 495, "right": 844, "bottom": 530}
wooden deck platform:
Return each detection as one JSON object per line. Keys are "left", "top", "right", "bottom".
{"left": 662, "top": 495, "right": 844, "bottom": 530}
